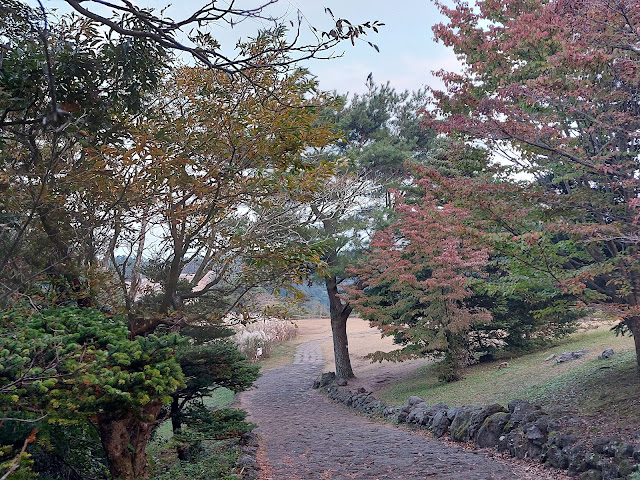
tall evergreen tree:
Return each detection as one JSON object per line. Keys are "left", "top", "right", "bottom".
{"left": 307, "top": 80, "right": 435, "bottom": 378}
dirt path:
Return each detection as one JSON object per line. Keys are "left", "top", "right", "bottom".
{"left": 241, "top": 339, "right": 524, "bottom": 480}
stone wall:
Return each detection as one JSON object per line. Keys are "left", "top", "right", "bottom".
{"left": 236, "top": 432, "right": 260, "bottom": 480}
{"left": 316, "top": 377, "right": 640, "bottom": 480}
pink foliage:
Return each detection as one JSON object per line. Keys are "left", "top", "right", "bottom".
{"left": 346, "top": 184, "right": 491, "bottom": 366}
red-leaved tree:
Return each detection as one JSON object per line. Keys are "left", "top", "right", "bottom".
{"left": 427, "top": 0, "right": 640, "bottom": 376}
{"left": 347, "top": 179, "right": 490, "bottom": 381}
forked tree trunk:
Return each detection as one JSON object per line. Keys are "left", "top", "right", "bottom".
{"left": 326, "top": 275, "right": 355, "bottom": 379}
{"left": 97, "top": 402, "right": 162, "bottom": 480}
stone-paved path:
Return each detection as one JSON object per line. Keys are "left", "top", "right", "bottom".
{"left": 241, "top": 340, "right": 522, "bottom": 480}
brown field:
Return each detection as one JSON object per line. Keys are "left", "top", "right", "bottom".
{"left": 260, "top": 316, "right": 434, "bottom": 393}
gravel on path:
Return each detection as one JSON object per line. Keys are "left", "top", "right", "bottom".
{"left": 241, "top": 340, "right": 532, "bottom": 480}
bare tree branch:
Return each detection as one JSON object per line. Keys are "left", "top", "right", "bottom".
{"left": 61, "top": 0, "right": 382, "bottom": 71}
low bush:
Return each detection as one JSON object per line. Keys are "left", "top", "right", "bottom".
{"left": 232, "top": 319, "right": 298, "bottom": 361}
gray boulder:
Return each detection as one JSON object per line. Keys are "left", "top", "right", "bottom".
{"left": 476, "top": 411, "right": 511, "bottom": 448}
{"left": 468, "top": 403, "right": 507, "bottom": 441}
{"left": 498, "top": 428, "right": 529, "bottom": 458}
{"left": 382, "top": 406, "right": 398, "bottom": 418}
{"left": 555, "top": 349, "right": 588, "bottom": 363}
{"left": 525, "top": 425, "right": 545, "bottom": 444}
{"left": 506, "top": 400, "right": 545, "bottom": 430}
{"left": 450, "top": 405, "right": 483, "bottom": 442}
{"left": 633, "top": 445, "right": 640, "bottom": 462}
{"left": 431, "top": 409, "right": 451, "bottom": 438}
{"left": 240, "top": 432, "right": 259, "bottom": 447}
{"left": 553, "top": 433, "right": 578, "bottom": 449}
{"left": 400, "top": 402, "right": 413, "bottom": 414}
{"left": 592, "top": 437, "right": 634, "bottom": 458}
{"left": 423, "top": 403, "right": 448, "bottom": 428}
{"left": 313, "top": 371, "right": 336, "bottom": 389}
{"left": 615, "top": 458, "right": 635, "bottom": 477}
{"left": 579, "top": 469, "right": 602, "bottom": 480}
{"left": 566, "top": 442, "right": 589, "bottom": 476}
{"left": 407, "top": 407, "right": 426, "bottom": 425}
{"left": 598, "top": 348, "right": 614, "bottom": 359}
{"left": 592, "top": 437, "right": 622, "bottom": 456}
{"left": 447, "top": 406, "right": 459, "bottom": 420}
{"left": 236, "top": 453, "right": 259, "bottom": 470}
{"left": 546, "top": 444, "right": 569, "bottom": 469}
{"left": 352, "top": 392, "right": 374, "bottom": 411}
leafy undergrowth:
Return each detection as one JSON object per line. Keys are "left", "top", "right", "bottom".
{"left": 150, "top": 439, "right": 242, "bottom": 480}
{"left": 377, "top": 327, "right": 639, "bottom": 440}
{"left": 148, "top": 388, "right": 245, "bottom": 480}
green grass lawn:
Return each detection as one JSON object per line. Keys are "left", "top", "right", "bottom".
{"left": 376, "top": 327, "right": 640, "bottom": 439}
{"left": 377, "top": 327, "right": 635, "bottom": 407}
{"left": 203, "top": 388, "right": 235, "bottom": 408}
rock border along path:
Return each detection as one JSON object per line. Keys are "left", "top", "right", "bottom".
{"left": 241, "top": 340, "right": 525, "bottom": 479}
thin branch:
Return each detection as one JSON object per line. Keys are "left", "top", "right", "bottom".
{"left": 1, "top": 414, "right": 48, "bottom": 423}
{"left": 0, "top": 429, "right": 37, "bottom": 480}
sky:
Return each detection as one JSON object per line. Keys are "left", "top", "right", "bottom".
{"left": 37, "top": 0, "right": 459, "bottom": 96}
{"left": 265, "top": 0, "right": 461, "bottom": 94}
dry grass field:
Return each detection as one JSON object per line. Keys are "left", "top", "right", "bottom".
{"left": 259, "top": 316, "right": 434, "bottom": 392}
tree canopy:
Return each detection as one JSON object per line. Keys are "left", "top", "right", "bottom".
{"left": 426, "top": 0, "right": 640, "bottom": 375}
{"left": 303, "top": 81, "right": 436, "bottom": 378}
{"left": 0, "top": 2, "right": 371, "bottom": 477}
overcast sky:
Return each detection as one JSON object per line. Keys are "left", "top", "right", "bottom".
{"left": 37, "top": 0, "right": 458, "bottom": 95}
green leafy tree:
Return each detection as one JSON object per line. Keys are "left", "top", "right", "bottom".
{"left": 418, "top": 148, "right": 583, "bottom": 356}
{"left": 107, "top": 60, "right": 340, "bottom": 337}
{"left": 0, "top": 3, "right": 167, "bottom": 308}
{"left": 307, "top": 81, "right": 436, "bottom": 378}
{"left": 0, "top": 307, "right": 184, "bottom": 479}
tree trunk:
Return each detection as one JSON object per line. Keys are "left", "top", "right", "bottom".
{"left": 97, "top": 402, "right": 162, "bottom": 480}
{"left": 325, "top": 275, "right": 355, "bottom": 379}
{"left": 170, "top": 396, "right": 181, "bottom": 433}
{"left": 170, "top": 396, "right": 191, "bottom": 461}
{"left": 331, "top": 311, "right": 355, "bottom": 379}
{"left": 160, "top": 245, "right": 185, "bottom": 314}
{"left": 627, "top": 316, "right": 640, "bottom": 378}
